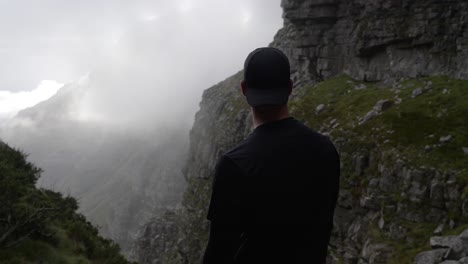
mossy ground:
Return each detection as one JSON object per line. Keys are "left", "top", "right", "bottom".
{"left": 291, "top": 74, "right": 468, "bottom": 183}
{"left": 290, "top": 75, "right": 468, "bottom": 263}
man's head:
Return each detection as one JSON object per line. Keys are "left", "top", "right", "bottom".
{"left": 241, "top": 47, "right": 293, "bottom": 107}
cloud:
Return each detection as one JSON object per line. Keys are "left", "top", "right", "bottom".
{"left": 0, "top": 80, "right": 63, "bottom": 119}
{"left": 0, "top": 0, "right": 283, "bottom": 129}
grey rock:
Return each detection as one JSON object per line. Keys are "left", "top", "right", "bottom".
{"left": 445, "top": 180, "right": 461, "bottom": 209}
{"left": 459, "top": 257, "right": 468, "bottom": 264}
{"left": 440, "top": 261, "right": 461, "bottom": 264}
{"left": 459, "top": 229, "right": 468, "bottom": 242}
{"left": 433, "top": 224, "right": 445, "bottom": 235}
{"left": 373, "top": 99, "right": 394, "bottom": 112}
{"left": 407, "top": 181, "right": 428, "bottom": 203}
{"left": 360, "top": 195, "right": 380, "bottom": 210}
{"left": 412, "top": 88, "right": 423, "bottom": 98}
{"left": 414, "top": 249, "right": 448, "bottom": 264}
{"left": 463, "top": 147, "right": 468, "bottom": 155}
{"left": 355, "top": 83, "right": 367, "bottom": 90}
{"left": 430, "top": 235, "right": 467, "bottom": 259}
{"left": 378, "top": 216, "right": 385, "bottom": 229}
{"left": 360, "top": 110, "right": 378, "bottom": 125}
{"left": 430, "top": 235, "right": 459, "bottom": 248}
{"left": 440, "top": 135, "right": 453, "bottom": 143}
{"left": 361, "top": 241, "right": 393, "bottom": 264}
{"left": 275, "top": 0, "right": 468, "bottom": 87}
{"left": 316, "top": 104, "right": 325, "bottom": 114}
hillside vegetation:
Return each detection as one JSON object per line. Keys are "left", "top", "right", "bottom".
{"left": 0, "top": 141, "right": 133, "bottom": 264}
{"left": 290, "top": 75, "right": 468, "bottom": 262}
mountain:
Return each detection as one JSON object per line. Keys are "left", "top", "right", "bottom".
{"left": 0, "top": 74, "right": 188, "bottom": 257}
{"left": 132, "top": 0, "right": 468, "bottom": 263}
{"left": 0, "top": 140, "right": 133, "bottom": 263}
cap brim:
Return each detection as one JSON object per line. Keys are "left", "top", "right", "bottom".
{"left": 245, "top": 87, "right": 290, "bottom": 107}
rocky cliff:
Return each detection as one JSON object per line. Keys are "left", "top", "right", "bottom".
{"left": 132, "top": 0, "right": 468, "bottom": 263}
{"left": 275, "top": 0, "right": 468, "bottom": 86}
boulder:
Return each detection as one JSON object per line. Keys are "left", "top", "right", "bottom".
{"left": 412, "top": 88, "right": 423, "bottom": 98}
{"left": 459, "top": 229, "right": 468, "bottom": 242}
{"left": 440, "top": 135, "right": 453, "bottom": 143}
{"left": 430, "top": 235, "right": 459, "bottom": 248}
{"left": 360, "top": 110, "right": 378, "bottom": 125}
{"left": 414, "top": 248, "right": 448, "bottom": 264}
{"left": 430, "top": 235, "right": 467, "bottom": 260}
{"left": 373, "top": 99, "right": 394, "bottom": 112}
{"left": 316, "top": 104, "right": 325, "bottom": 114}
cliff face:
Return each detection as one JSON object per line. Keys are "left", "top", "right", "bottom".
{"left": 275, "top": 0, "right": 468, "bottom": 86}
{"left": 133, "top": 1, "right": 468, "bottom": 263}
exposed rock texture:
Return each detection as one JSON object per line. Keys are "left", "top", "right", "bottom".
{"left": 273, "top": 0, "right": 468, "bottom": 87}
{"left": 131, "top": 72, "right": 253, "bottom": 263}
{"left": 415, "top": 230, "right": 468, "bottom": 263}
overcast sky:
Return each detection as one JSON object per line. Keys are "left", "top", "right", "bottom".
{"left": 0, "top": 0, "right": 283, "bottom": 124}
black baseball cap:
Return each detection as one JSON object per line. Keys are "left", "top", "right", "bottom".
{"left": 243, "top": 47, "right": 291, "bottom": 106}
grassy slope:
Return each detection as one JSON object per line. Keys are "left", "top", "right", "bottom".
{"left": 290, "top": 75, "right": 468, "bottom": 262}
{"left": 0, "top": 142, "right": 134, "bottom": 264}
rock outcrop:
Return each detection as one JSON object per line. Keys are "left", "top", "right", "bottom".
{"left": 274, "top": 0, "right": 468, "bottom": 87}
{"left": 132, "top": 1, "right": 468, "bottom": 263}
{"left": 415, "top": 230, "right": 468, "bottom": 264}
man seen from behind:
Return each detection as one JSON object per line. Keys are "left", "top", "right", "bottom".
{"left": 202, "top": 47, "right": 341, "bottom": 264}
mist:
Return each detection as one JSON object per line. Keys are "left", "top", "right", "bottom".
{"left": 0, "top": 0, "right": 283, "bottom": 256}
{"left": 0, "top": 0, "right": 283, "bottom": 128}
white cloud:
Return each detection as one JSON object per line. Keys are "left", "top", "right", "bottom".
{"left": 0, "top": 80, "right": 64, "bottom": 118}
{"left": 178, "top": 0, "right": 193, "bottom": 13}
{"left": 0, "top": 0, "right": 283, "bottom": 128}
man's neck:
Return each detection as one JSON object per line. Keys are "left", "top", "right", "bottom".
{"left": 252, "top": 105, "right": 290, "bottom": 128}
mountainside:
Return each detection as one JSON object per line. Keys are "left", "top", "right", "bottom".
{"left": 0, "top": 140, "right": 133, "bottom": 263}
{"left": 133, "top": 0, "right": 468, "bottom": 263}
{"left": 0, "top": 76, "right": 188, "bottom": 256}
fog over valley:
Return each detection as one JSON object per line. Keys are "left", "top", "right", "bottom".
{"left": 0, "top": 0, "right": 282, "bottom": 255}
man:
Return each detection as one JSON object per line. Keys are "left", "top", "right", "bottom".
{"left": 202, "top": 47, "right": 340, "bottom": 264}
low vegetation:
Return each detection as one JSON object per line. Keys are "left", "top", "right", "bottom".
{"left": 0, "top": 141, "right": 133, "bottom": 264}
{"left": 290, "top": 75, "right": 468, "bottom": 262}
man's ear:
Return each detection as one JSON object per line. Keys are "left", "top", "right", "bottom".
{"left": 289, "top": 79, "right": 294, "bottom": 95}
{"left": 241, "top": 80, "right": 247, "bottom": 96}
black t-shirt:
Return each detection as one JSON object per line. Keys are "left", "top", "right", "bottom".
{"left": 207, "top": 117, "right": 340, "bottom": 263}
